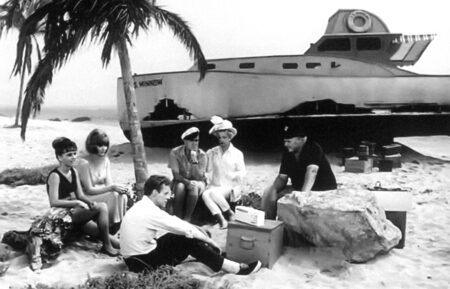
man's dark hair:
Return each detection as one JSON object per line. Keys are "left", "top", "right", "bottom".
{"left": 282, "top": 124, "right": 307, "bottom": 139}
{"left": 143, "top": 175, "right": 171, "bottom": 196}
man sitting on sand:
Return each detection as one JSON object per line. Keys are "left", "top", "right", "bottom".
{"left": 120, "top": 175, "right": 262, "bottom": 275}
{"left": 261, "top": 124, "right": 337, "bottom": 219}
{"left": 168, "top": 127, "right": 207, "bottom": 222}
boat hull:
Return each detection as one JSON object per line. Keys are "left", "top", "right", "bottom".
{"left": 117, "top": 71, "right": 450, "bottom": 122}
{"left": 120, "top": 113, "right": 450, "bottom": 151}
{"left": 117, "top": 71, "right": 450, "bottom": 150}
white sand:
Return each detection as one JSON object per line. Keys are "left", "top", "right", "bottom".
{"left": 1, "top": 116, "right": 449, "bottom": 289}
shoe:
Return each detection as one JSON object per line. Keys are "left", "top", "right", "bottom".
{"left": 223, "top": 209, "right": 235, "bottom": 221}
{"left": 237, "top": 261, "right": 262, "bottom": 275}
{"left": 100, "top": 246, "right": 120, "bottom": 257}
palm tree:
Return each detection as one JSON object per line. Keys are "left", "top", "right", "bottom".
{"left": 15, "top": 0, "right": 207, "bottom": 196}
{"left": 0, "top": 0, "right": 44, "bottom": 127}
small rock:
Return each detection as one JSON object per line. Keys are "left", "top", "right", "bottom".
{"left": 71, "top": 116, "right": 91, "bottom": 122}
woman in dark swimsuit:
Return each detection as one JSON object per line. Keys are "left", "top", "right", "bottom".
{"left": 43, "top": 137, "right": 119, "bottom": 256}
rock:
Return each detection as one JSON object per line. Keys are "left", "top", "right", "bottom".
{"left": 49, "top": 118, "right": 61, "bottom": 121}
{"left": 277, "top": 189, "right": 401, "bottom": 263}
{"left": 71, "top": 116, "right": 91, "bottom": 122}
{"left": 0, "top": 164, "right": 56, "bottom": 186}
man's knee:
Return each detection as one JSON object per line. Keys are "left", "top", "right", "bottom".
{"left": 175, "top": 182, "right": 186, "bottom": 190}
{"left": 278, "top": 186, "right": 293, "bottom": 198}
{"left": 186, "top": 182, "right": 202, "bottom": 196}
{"left": 262, "top": 185, "right": 276, "bottom": 202}
{"left": 174, "top": 183, "right": 186, "bottom": 195}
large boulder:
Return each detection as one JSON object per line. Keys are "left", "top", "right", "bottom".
{"left": 277, "top": 189, "right": 401, "bottom": 263}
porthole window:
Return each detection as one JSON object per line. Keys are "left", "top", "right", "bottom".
{"left": 239, "top": 62, "right": 255, "bottom": 69}
{"left": 306, "top": 62, "right": 321, "bottom": 69}
{"left": 282, "top": 63, "right": 298, "bottom": 69}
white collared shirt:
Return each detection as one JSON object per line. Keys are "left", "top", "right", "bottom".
{"left": 206, "top": 143, "right": 246, "bottom": 201}
{"left": 119, "top": 196, "right": 198, "bottom": 257}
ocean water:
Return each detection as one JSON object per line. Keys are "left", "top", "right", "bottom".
{"left": 0, "top": 106, "right": 118, "bottom": 123}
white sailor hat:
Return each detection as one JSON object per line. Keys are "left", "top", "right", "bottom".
{"left": 181, "top": 127, "right": 200, "bottom": 140}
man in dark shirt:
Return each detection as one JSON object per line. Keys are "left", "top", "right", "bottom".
{"left": 261, "top": 125, "right": 337, "bottom": 219}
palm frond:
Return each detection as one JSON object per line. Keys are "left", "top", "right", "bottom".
{"left": 12, "top": 1, "right": 48, "bottom": 76}
{"left": 145, "top": 5, "right": 207, "bottom": 79}
{"left": 18, "top": 0, "right": 207, "bottom": 139}
{"left": 20, "top": 53, "right": 51, "bottom": 139}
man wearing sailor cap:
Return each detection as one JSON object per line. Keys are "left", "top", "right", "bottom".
{"left": 168, "top": 127, "right": 207, "bottom": 222}
{"left": 261, "top": 124, "right": 337, "bottom": 219}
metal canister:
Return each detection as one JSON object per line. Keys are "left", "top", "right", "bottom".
{"left": 361, "top": 141, "right": 376, "bottom": 155}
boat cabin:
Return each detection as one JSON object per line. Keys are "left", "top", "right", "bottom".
{"left": 305, "top": 9, "right": 434, "bottom": 67}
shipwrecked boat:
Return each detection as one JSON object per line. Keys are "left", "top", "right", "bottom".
{"left": 117, "top": 9, "right": 450, "bottom": 150}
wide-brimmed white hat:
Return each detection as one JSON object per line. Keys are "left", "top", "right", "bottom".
{"left": 181, "top": 127, "right": 200, "bottom": 140}
{"left": 208, "top": 115, "right": 237, "bottom": 138}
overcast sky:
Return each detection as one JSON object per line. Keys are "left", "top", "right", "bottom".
{"left": 1, "top": 0, "right": 449, "bottom": 109}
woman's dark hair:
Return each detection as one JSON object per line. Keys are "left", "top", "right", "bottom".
{"left": 52, "top": 137, "right": 77, "bottom": 157}
{"left": 144, "top": 175, "right": 171, "bottom": 196}
{"left": 85, "top": 129, "right": 110, "bottom": 154}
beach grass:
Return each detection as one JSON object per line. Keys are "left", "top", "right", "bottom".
{"left": 19, "top": 266, "right": 201, "bottom": 289}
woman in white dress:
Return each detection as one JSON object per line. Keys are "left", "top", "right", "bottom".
{"left": 77, "top": 129, "right": 128, "bottom": 233}
{"left": 202, "top": 116, "right": 246, "bottom": 229}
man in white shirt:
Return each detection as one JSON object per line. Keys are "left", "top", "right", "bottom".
{"left": 120, "top": 175, "right": 261, "bottom": 275}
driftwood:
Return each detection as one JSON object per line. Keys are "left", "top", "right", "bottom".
{"left": 0, "top": 165, "right": 56, "bottom": 186}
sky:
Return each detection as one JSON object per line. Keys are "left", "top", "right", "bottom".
{"left": 0, "top": 0, "right": 449, "bottom": 110}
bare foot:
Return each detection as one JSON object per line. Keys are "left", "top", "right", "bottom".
{"left": 100, "top": 246, "right": 120, "bottom": 257}
{"left": 219, "top": 219, "right": 228, "bottom": 230}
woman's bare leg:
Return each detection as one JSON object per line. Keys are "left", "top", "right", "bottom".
{"left": 72, "top": 205, "right": 118, "bottom": 255}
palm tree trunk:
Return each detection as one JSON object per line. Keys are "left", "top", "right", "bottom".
{"left": 116, "top": 37, "right": 148, "bottom": 199}
{"left": 14, "top": 62, "right": 27, "bottom": 127}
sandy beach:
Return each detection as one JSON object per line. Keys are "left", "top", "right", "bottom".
{"left": 1, "top": 115, "right": 449, "bottom": 289}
